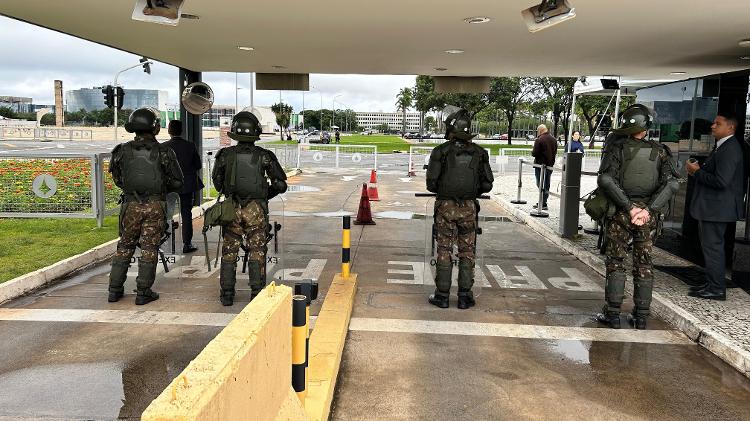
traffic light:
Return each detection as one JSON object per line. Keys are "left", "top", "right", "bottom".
{"left": 140, "top": 57, "right": 151, "bottom": 75}
{"left": 115, "top": 87, "right": 125, "bottom": 110}
{"left": 102, "top": 85, "right": 114, "bottom": 109}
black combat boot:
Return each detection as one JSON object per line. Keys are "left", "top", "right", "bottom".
{"left": 457, "top": 289, "right": 476, "bottom": 310}
{"left": 628, "top": 313, "right": 648, "bottom": 330}
{"left": 631, "top": 276, "right": 652, "bottom": 330}
{"left": 108, "top": 259, "right": 130, "bottom": 303}
{"left": 248, "top": 260, "right": 265, "bottom": 301}
{"left": 135, "top": 260, "right": 159, "bottom": 305}
{"left": 219, "top": 262, "right": 237, "bottom": 306}
{"left": 428, "top": 263, "right": 453, "bottom": 309}
{"left": 457, "top": 260, "right": 476, "bottom": 310}
{"left": 595, "top": 305, "right": 621, "bottom": 329}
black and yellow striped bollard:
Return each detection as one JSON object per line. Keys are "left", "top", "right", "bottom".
{"left": 292, "top": 294, "right": 308, "bottom": 402}
{"left": 342, "top": 215, "right": 351, "bottom": 279}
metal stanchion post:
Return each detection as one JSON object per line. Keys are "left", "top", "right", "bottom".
{"left": 732, "top": 182, "right": 750, "bottom": 287}
{"left": 530, "top": 164, "right": 549, "bottom": 218}
{"left": 510, "top": 158, "right": 527, "bottom": 204}
{"left": 292, "top": 295, "right": 307, "bottom": 403}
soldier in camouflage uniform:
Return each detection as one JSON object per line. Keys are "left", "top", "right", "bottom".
{"left": 109, "top": 107, "right": 184, "bottom": 305}
{"left": 212, "top": 111, "right": 288, "bottom": 306}
{"left": 596, "top": 104, "right": 679, "bottom": 329}
{"left": 426, "top": 106, "right": 494, "bottom": 309}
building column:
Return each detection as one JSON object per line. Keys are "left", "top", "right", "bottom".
{"left": 178, "top": 68, "right": 203, "bottom": 202}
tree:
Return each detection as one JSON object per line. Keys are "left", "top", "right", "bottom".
{"left": 533, "top": 77, "right": 577, "bottom": 140}
{"left": 375, "top": 123, "right": 390, "bottom": 133}
{"left": 489, "top": 77, "right": 536, "bottom": 145}
{"left": 395, "top": 87, "right": 413, "bottom": 135}
{"left": 271, "top": 102, "right": 294, "bottom": 140}
{"left": 39, "top": 113, "right": 56, "bottom": 126}
{"left": 577, "top": 94, "right": 634, "bottom": 148}
{"left": 0, "top": 106, "right": 18, "bottom": 119}
{"left": 424, "top": 115, "right": 436, "bottom": 132}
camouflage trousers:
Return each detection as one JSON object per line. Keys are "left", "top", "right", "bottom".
{"left": 114, "top": 200, "right": 166, "bottom": 264}
{"left": 603, "top": 206, "right": 657, "bottom": 316}
{"left": 222, "top": 200, "right": 269, "bottom": 287}
{"left": 435, "top": 199, "right": 477, "bottom": 266}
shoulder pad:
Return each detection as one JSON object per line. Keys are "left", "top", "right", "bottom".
{"left": 111, "top": 143, "right": 124, "bottom": 155}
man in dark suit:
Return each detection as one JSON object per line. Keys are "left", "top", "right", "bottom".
{"left": 685, "top": 112, "right": 746, "bottom": 300}
{"left": 164, "top": 120, "right": 203, "bottom": 253}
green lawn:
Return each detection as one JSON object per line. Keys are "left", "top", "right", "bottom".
{"left": 266, "top": 135, "right": 600, "bottom": 154}
{"left": 0, "top": 216, "right": 120, "bottom": 283}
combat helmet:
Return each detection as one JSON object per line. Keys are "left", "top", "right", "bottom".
{"left": 612, "top": 104, "right": 653, "bottom": 135}
{"left": 124, "top": 107, "right": 161, "bottom": 135}
{"left": 443, "top": 106, "right": 476, "bottom": 141}
{"left": 228, "top": 111, "right": 263, "bottom": 142}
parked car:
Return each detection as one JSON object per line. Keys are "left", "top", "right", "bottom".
{"left": 490, "top": 133, "right": 509, "bottom": 140}
{"left": 309, "top": 131, "right": 332, "bottom": 144}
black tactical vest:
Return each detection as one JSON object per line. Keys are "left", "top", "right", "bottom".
{"left": 437, "top": 142, "right": 480, "bottom": 200}
{"left": 620, "top": 140, "right": 661, "bottom": 200}
{"left": 226, "top": 147, "right": 268, "bottom": 200}
{"left": 122, "top": 142, "right": 163, "bottom": 195}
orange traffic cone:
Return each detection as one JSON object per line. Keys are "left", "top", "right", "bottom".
{"left": 367, "top": 169, "right": 380, "bottom": 201}
{"left": 407, "top": 160, "right": 416, "bottom": 177}
{"left": 354, "top": 183, "right": 376, "bottom": 225}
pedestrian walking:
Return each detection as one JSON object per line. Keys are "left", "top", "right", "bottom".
{"left": 531, "top": 124, "right": 557, "bottom": 210}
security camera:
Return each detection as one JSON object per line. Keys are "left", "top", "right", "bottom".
{"left": 522, "top": 0, "right": 576, "bottom": 33}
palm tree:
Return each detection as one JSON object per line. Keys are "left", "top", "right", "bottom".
{"left": 271, "top": 102, "right": 294, "bottom": 140}
{"left": 395, "top": 87, "right": 413, "bottom": 136}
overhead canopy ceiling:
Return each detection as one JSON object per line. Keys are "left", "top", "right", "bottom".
{"left": 2, "top": 0, "right": 750, "bottom": 80}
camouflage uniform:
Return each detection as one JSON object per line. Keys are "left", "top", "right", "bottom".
{"left": 598, "top": 134, "right": 678, "bottom": 326}
{"left": 108, "top": 133, "right": 183, "bottom": 303}
{"left": 434, "top": 199, "right": 478, "bottom": 292}
{"left": 212, "top": 141, "right": 287, "bottom": 304}
{"left": 221, "top": 200, "right": 269, "bottom": 291}
{"left": 426, "top": 126, "right": 493, "bottom": 308}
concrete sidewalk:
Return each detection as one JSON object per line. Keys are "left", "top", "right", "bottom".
{"left": 492, "top": 169, "right": 750, "bottom": 379}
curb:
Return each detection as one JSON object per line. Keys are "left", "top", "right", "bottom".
{"left": 305, "top": 273, "right": 358, "bottom": 421}
{"left": 492, "top": 194, "right": 750, "bottom": 378}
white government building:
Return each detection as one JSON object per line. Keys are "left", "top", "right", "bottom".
{"left": 355, "top": 111, "right": 422, "bottom": 132}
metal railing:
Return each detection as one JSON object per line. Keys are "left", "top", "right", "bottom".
{"left": 0, "top": 127, "right": 93, "bottom": 141}
{"left": 509, "top": 157, "right": 567, "bottom": 218}
{"left": 297, "top": 144, "right": 377, "bottom": 170}
{"left": 0, "top": 152, "right": 118, "bottom": 227}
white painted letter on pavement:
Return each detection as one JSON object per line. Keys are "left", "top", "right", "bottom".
{"left": 547, "top": 268, "right": 603, "bottom": 292}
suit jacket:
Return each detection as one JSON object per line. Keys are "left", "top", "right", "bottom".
{"left": 163, "top": 136, "right": 203, "bottom": 194}
{"left": 690, "top": 136, "right": 746, "bottom": 222}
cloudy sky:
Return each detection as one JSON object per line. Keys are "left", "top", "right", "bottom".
{"left": 0, "top": 16, "right": 416, "bottom": 113}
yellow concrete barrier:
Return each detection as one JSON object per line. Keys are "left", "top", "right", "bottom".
{"left": 141, "top": 284, "right": 307, "bottom": 421}
{"left": 305, "top": 273, "right": 359, "bottom": 421}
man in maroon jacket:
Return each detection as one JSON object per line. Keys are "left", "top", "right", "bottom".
{"left": 531, "top": 124, "right": 557, "bottom": 210}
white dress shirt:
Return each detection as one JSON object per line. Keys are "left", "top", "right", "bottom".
{"left": 715, "top": 135, "right": 732, "bottom": 150}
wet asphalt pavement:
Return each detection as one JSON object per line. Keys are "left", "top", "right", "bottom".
{"left": 1, "top": 169, "right": 750, "bottom": 420}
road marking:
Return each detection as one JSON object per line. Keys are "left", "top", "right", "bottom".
{"left": 487, "top": 265, "right": 547, "bottom": 289}
{"left": 0, "top": 308, "right": 236, "bottom": 327}
{"left": 0, "top": 308, "right": 319, "bottom": 328}
{"left": 348, "top": 318, "right": 691, "bottom": 345}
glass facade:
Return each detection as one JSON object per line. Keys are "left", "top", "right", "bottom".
{"left": 66, "top": 88, "right": 168, "bottom": 112}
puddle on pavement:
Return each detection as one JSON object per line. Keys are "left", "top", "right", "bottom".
{"left": 550, "top": 340, "right": 591, "bottom": 364}
{"left": 284, "top": 185, "right": 321, "bottom": 193}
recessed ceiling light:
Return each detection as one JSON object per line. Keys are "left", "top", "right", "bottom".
{"left": 237, "top": 46, "right": 255, "bottom": 51}
{"left": 444, "top": 49, "right": 465, "bottom": 54}
{"left": 739, "top": 39, "right": 750, "bottom": 48}
{"left": 670, "top": 72, "right": 687, "bottom": 75}
{"left": 272, "top": 65, "right": 287, "bottom": 69}
{"left": 180, "top": 14, "right": 200, "bottom": 20}
{"left": 464, "top": 16, "right": 491, "bottom": 24}
{"left": 434, "top": 67, "right": 448, "bottom": 71}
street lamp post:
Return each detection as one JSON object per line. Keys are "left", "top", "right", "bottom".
{"left": 332, "top": 94, "right": 343, "bottom": 130}
{"left": 113, "top": 59, "right": 153, "bottom": 141}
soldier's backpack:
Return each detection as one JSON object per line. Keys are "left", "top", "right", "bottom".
{"left": 122, "top": 142, "right": 163, "bottom": 195}
{"left": 437, "top": 142, "right": 482, "bottom": 199}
